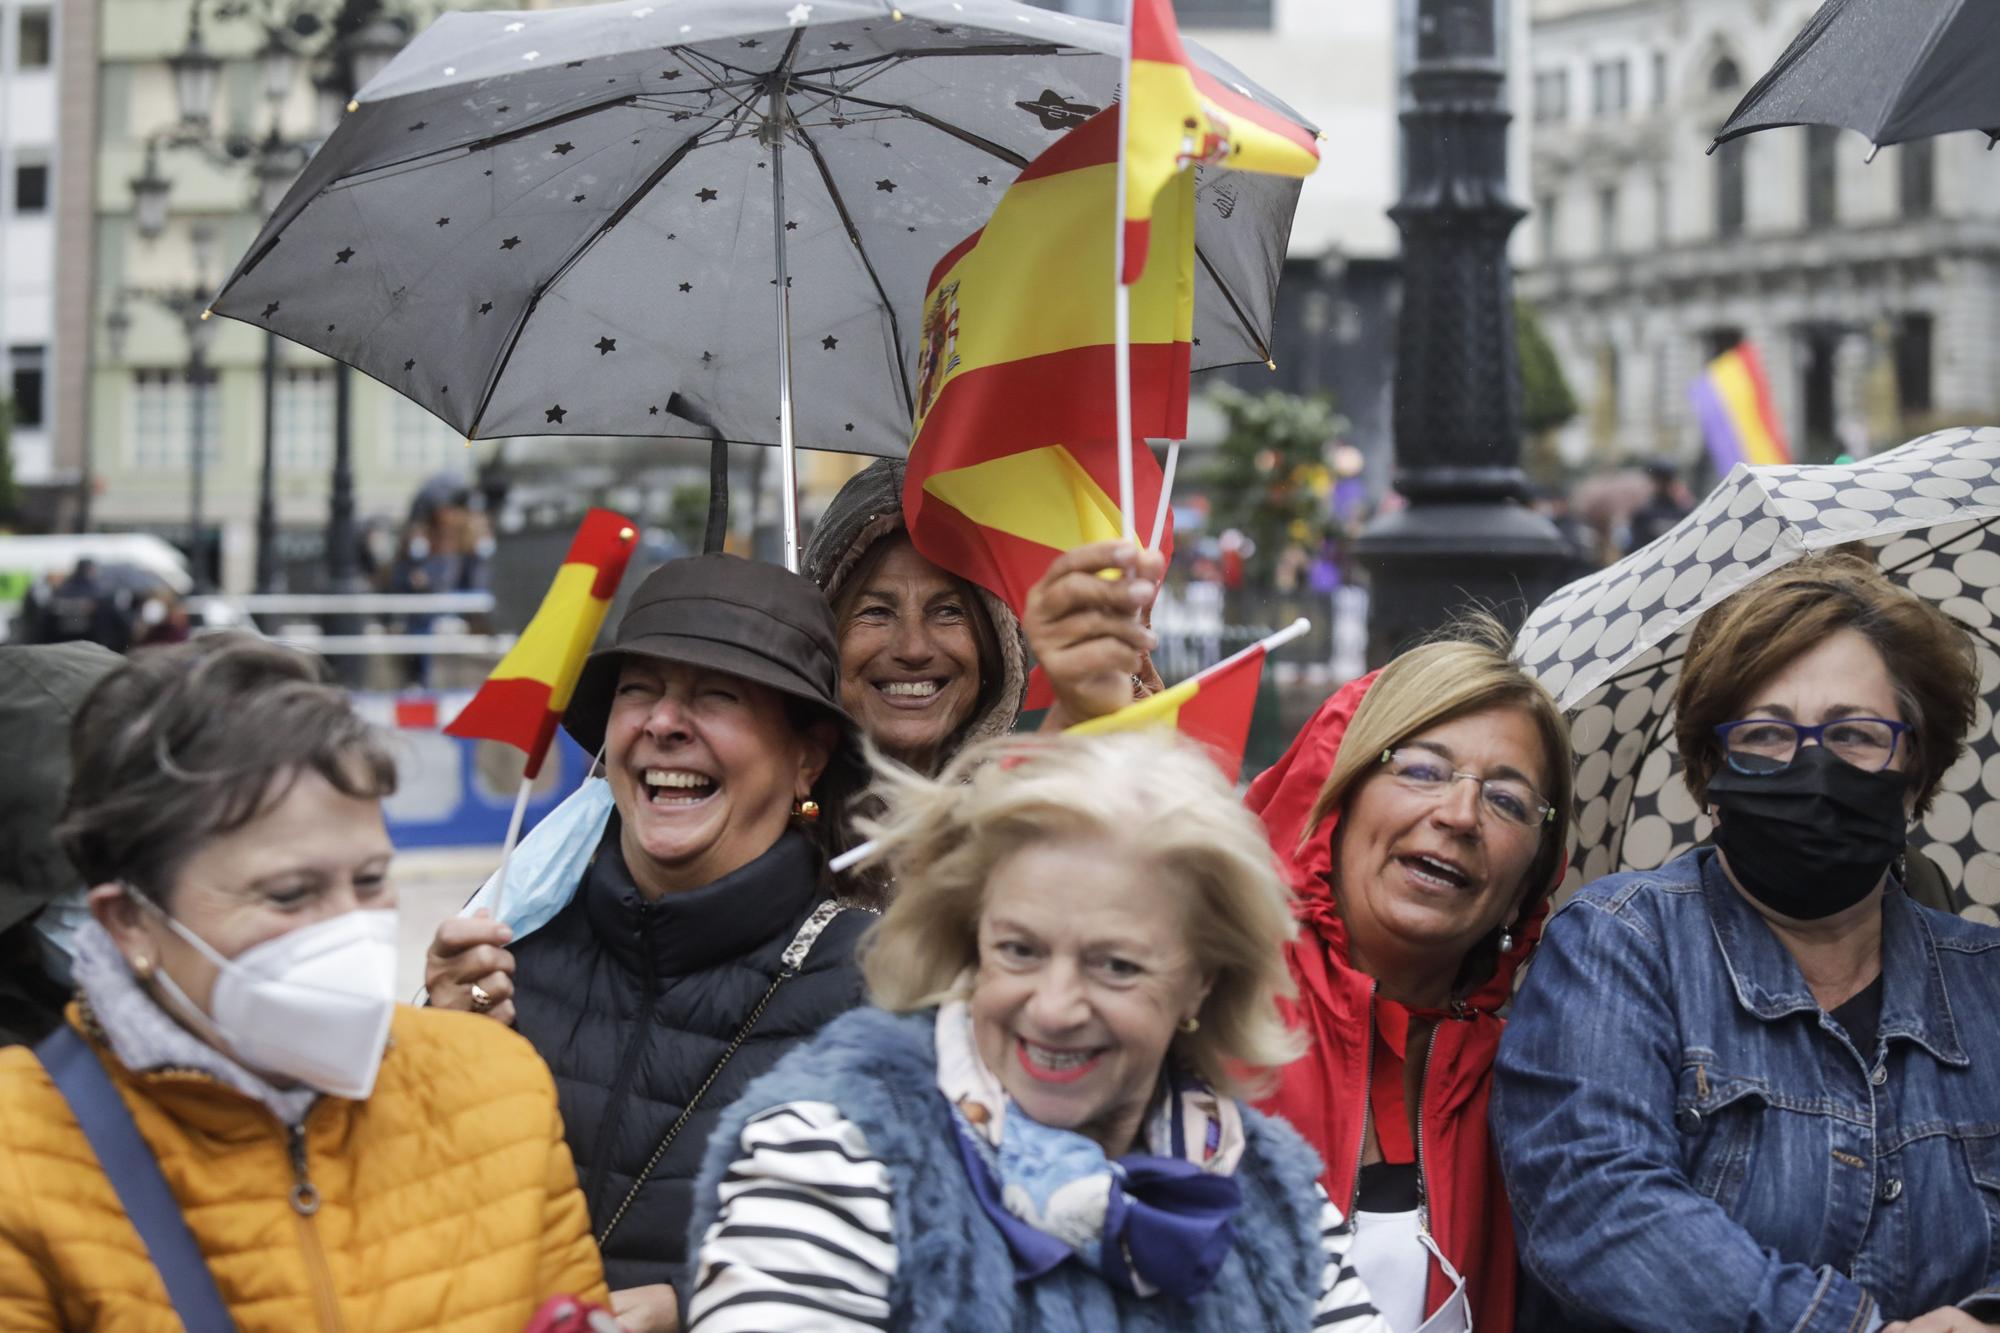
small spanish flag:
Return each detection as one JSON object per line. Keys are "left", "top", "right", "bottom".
{"left": 1067, "top": 632, "right": 1284, "bottom": 781}
{"left": 444, "top": 508, "right": 637, "bottom": 777}
{"left": 903, "top": 107, "right": 1185, "bottom": 615}
{"left": 1122, "top": 0, "right": 1320, "bottom": 284}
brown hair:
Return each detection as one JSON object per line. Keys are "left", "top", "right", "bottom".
{"left": 57, "top": 634, "right": 397, "bottom": 904}
{"left": 1674, "top": 547, "right": 1978, "bottom": 814}
{"left": 856, "top": 731, "right": 1305, "bottom": 1099}
{"left": 1302, "top": 615, "right": 1573, "bottom": 993}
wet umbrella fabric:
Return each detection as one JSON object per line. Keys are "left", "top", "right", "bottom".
{"left": 209, "top": 0, "right": 1311, "bottom": 458}
{"left": 1712, "top": 0, "right": 2000, "bottom": 149}
{"left": 1515, "top": 426, "right": 2000, "bottom": 925}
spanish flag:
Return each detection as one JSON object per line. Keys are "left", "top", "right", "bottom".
{"left": 1067, "top": 639, "right": 1271, "bottom": 781}
{"left": 903, "top": 107, "right": 1186, "bottom": 615}
{"left": 444, "top": 508, "right": 637, "bottom": 777}
{"left": 1122, "top": 0, "right": 1320, "bottom": 284}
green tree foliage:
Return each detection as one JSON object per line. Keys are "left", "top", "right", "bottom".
{"left": 1516, "top": 299, "right": 1577, "bottom": 435}
{"left": 1198, "top": 386, "right": 1345, "bottom": 582}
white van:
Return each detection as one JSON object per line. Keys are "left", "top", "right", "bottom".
{"left": 0, "top": 533, "right": 193, "bottom": 641}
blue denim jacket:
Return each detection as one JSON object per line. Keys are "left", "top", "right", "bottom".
{"left": 1492, "top": 847, "right": 2000, "bottom": 1331}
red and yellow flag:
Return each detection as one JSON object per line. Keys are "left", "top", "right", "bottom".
{"left": 444, "top": 508, "right": 637, "bottom": 777}
{"left": 1067, "top": 642, "right": 1268, "bottom": 781}
{"left": 1122, "top": 0, "right": 1320, "bottom": 284}
{"left": 903, "top": 107, "right": 1186, "bottom": 614}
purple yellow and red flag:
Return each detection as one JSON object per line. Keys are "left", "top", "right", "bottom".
{"left": 1691, "top": 342, "right": 1792, "bottom": 474}
{"left": 444, "top": 508, "right": 637, "bottom": 778}
{"left": 902, "top": 106, "right": 1185, "bottom": 615}
{"left": 1121, "top": 0, "right": 1320, "bottom": 284}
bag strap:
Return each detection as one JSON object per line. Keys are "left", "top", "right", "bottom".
{"left": 596, "top": 898, "right": 853, "bottom": 1247}
{"left": 35, "top": 1024, "right": 237, "bottom": 1332}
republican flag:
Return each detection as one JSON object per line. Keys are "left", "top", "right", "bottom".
{"left": 1121, "top": 0, "right": 1320, "bottom": 284}
{"left": 902, "top": 107, "right": 1186, "bottom": 616}
{"left": 445, "top": 508, "right": 637, "bottom": 778}
{"left": 1692, "top": 342, "right": 1792, "bottom": 474}
{"left": 1067, "top": 639, "right": 1271, "bottom": 781}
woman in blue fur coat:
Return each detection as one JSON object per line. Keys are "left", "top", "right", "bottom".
{"left": 684, "top": 731, "right": 1390, "bottom": 1332}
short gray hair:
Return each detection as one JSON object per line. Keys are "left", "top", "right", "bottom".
{"left": 857, "top": 730, "right": 1305, "bottom": 1098}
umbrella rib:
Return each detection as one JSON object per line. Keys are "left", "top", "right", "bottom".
{"left": 1878, "top": 514, "right": 2000, "bottom": 575}
{"left": 785, "top": 79, "right": 1032, "bottom": 167}
{"left": 1194, "top": 243, "right": 1271, "bottom": 364}
{"left": 465, "top": 131, "right": 711, "bottom": 437}
{"left": 788, "top": 118, "right": 916, "bottom": 422}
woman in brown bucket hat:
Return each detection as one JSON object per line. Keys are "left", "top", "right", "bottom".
{"left": 425, "top": 554, "right": 872, "bottom": 1333}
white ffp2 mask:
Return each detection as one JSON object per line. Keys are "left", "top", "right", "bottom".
{"left": 137, "top": 896, "right": 400, "bottom": 1100}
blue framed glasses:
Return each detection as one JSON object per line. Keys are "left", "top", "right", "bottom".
{"left": 1712, "top": 717, "right": 1910, "bottom": 775}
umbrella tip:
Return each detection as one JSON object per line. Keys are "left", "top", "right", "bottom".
{"left": 1265, "top": 359, "right": 1277, "bottom": 371}
{"left": 1864, "top": 142, "right": 1880, "bottom": 164}
{"left": 618, "top": 527, "right": 636, "bottom": 543}
{"left": 890, "top": 7, "right": 902, "bottom": 18}
{"left": 346, "top": 99, "right": 359, "bottom": 114}
{"left": 199, "top": 308, "right": 212, "bottom": 321}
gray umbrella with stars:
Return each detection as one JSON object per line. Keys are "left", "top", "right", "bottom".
{"left": 209, "top": 0, "right": 1314, "bottom": 565}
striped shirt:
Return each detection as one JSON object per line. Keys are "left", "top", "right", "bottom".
{"left": 688, "top": 1101, "right": 1390, "bottom": 1332}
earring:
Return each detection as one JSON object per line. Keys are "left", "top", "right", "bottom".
{"left": 1498, "top": 928, "right": 1516, "bottom": 953}
{"left": 1178, "top": 1016, "right": 1200, "bottom": 1035}
{"left": 793, "top": 798, "right": 820, "bottom": 822}
{"left": 131, "top": 955, "right": 154, "bottom": 980}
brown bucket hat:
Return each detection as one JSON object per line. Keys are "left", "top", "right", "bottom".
{"left": 563, "top": 554, "right": 862, "bottom": 791}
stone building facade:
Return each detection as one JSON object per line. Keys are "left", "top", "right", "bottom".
{"left": 1519, "top": 0, "right": 2000, "bottom": 477}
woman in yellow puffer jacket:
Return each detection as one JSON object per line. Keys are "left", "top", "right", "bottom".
{"left": 0, "top": 636, "right": 606, "bottom": 1331}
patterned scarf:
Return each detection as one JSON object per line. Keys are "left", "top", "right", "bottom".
{"left": 933, "top": 992, "right": 1246, "bottom": 1300}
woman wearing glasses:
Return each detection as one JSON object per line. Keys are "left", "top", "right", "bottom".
{"left": 1494, "top": 551, "right": 2000, "bottom": 1331}
{"left": 1245, "top": 620, "right": 1573, "bottom": 1333}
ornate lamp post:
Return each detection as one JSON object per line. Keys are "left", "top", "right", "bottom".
{"left": 1354, "top": 0, "right": 1570, "bottom": 665}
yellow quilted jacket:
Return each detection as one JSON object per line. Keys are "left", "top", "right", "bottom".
{"left": 0, "top": 1003, "right": 608, "bottom": 1331}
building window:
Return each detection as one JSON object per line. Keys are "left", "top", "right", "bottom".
{"left": 1652, "top": 50, "right": 1668, "bottom": 106}
{"left": 1538, "top": 194, "right": 1559, "bottom": 261}
{"left": 1598, "top": 186, "right": 1619, "bottom": 254}
{"left": 131, "top": 369, "right": 217, "bottom": 472}
{"left": 1534, "top": 70, "right": 1569, "bottom": 124}
{"left": 1710, "top": 57, "right": 1741, "bottom": 93}
{"left": 1900, "top": 138, "right": 1935, "bottom": 217}
{"left": 13, "top": 162, "right": 48, "bottom": 214}
{"left": 274, "top": 367, "right": 335, "bottom": 472}
{"left": 1804, "top": 124, "right": 1838, "bottom": 227}
{"left": 8, "top": 346, "right": 45, "bottom": 429}
{"left": 389, "top": 390, "right": 461, "bottom": 470}
{"left": 1715, "top": 141, "right": 1746, "bottom": 237}
{"left": 1591, "top": 59, "right": 1629, "bottom": 117}
{"left": 18, "top": 7, "right": 51, "bottom": 69}
{"left": 1895, "top": 314, "right": 1933, "bottom": 416}
{"left": 1167, "top": 0, "right": 1272, "bottom": 28}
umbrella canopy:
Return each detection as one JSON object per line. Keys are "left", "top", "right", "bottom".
{"left": 210, "top": 0, "right": 1312, "bottom": 458}
{"left": 1516, "top": 426, "right": 2000, "bottom": 925}
{"left": 1712, "top": 0, "right": 2000, "bottom": 150}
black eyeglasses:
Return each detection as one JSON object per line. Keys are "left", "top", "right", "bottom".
{"left": 1712, "top": 717, "right": 1910, "bottom": 775}
{"left": 1377, "top": 747, "right": 1555, "bottom": 828}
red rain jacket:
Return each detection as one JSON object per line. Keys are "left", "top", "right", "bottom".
{"left": 1247, "top": 672, "right": 1545, "bottom": 1333}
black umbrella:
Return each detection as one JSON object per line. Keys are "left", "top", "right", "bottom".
{"left": 1712, "top": 0, "right": 2000, "bottom": 151}
{"left": 209, "top": 0, "right": 1315, "bottom": 566}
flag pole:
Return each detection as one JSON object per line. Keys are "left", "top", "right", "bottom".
{"left": 1113, "top": 0, "right": 1137, "bottom": 544}
{"left": 768, "top": 82, "right": 802, "bottom": 571}
{"left": 490, "top": 772, "right": 535, "bottom": 919}
{"left": 832, "top": 616, "right": 1316, "bottom": 878}
{"left": 1149, "top": 439, "right": 1180, "bottom": 552}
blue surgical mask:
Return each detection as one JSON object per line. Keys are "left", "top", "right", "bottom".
{"left": 460, "top": 777, "right": 614, "bottom": 944}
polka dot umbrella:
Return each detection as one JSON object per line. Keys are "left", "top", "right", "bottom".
{"left": 1516, "top": 426, "right": 2000, "bottom": 926}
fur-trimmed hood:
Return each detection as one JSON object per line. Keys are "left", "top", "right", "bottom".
{"left": 802, "top": 458, "right": 1027, "bottom": 766}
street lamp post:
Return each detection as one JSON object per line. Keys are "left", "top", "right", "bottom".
{"left": 1354, "top": 0, "right": 1570, "bottom": 665}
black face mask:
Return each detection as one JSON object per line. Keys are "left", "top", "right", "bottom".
{"left": 1706, "top": 744, "right": 1909, "bottom": 921}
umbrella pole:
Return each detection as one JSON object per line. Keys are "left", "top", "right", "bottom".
{"left": 769, "top": 91, "right": 802, "bottom": 572}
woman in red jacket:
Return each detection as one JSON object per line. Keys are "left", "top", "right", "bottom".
{"left": 1246, "top": 625, "right": 1572, "bottom": 1333}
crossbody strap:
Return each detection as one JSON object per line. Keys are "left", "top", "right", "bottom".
{"left": 36, "top": 1024, "right": 237, "bottom": 1332}
{"left": 596, "top": 898, "right": 854, "bottom": 1246}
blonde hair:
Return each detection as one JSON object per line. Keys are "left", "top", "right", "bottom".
{"left": 858, "top": 730, "right": 1306, "bottom": 1098}
{"left": 1304, "top": 617, "right": 1574, "bottom": 962}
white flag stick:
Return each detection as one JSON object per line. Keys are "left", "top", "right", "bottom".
{"left": 489, "top": 772, "right": 535, "bottom": 920}
{"left": 831, "top": 617, "right": 1314, "bottom": 878}
{"left": 1112, "top": 0, "right": 1137, "bottom": 544}
{"left": 1149, "top": 440, "right": 1180, "bottom": 553}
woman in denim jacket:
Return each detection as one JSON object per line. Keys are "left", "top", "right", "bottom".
{"left": 1494, "top": 551, "right": 2000, "bottom": 1332}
